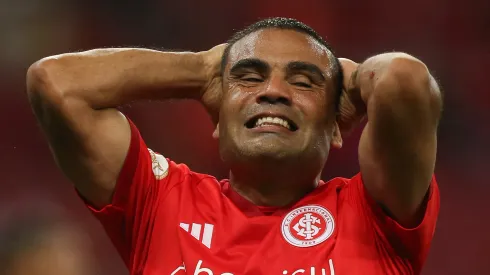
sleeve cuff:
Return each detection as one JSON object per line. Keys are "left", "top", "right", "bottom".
{"left": 357, "top": 173, "right": 439, "bottom": 231}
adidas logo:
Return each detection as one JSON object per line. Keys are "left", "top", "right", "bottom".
{"left": 180, "top": 223, "right": 214, "bottom": 249}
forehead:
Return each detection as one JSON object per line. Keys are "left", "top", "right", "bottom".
{"left": 228, "top": 28, "right": 332, "bottom": 74}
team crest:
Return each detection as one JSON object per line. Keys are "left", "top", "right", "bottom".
{"left": 148, "top": 149, "right": 169, "bottom": 180}
{"left": 281, "top": 205, "right": 335, "bottom": 248}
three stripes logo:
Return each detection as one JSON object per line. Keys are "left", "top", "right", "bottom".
{"left": 179, "top": 223, "right": 214, "bottom": 249}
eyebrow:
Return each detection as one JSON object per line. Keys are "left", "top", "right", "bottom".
{"left": 229, "top": 58, "right": 270, "bottom": 74}
{"left": 286, "top": 61, "right": 326, "bottom": 82}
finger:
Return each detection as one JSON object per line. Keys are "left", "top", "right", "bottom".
{"left": 338, "top": 58, "right": 358, "bottom": 70}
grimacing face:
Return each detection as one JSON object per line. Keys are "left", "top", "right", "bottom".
{"left": 214, "top": 28, "right": 342, "bottom": 167}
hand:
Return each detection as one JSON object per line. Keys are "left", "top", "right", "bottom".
{"left": 200, "top": 44, "right": 227, "bottom": 124}
{"left": 337, "top": 58, "right": 367, "bottom": 135}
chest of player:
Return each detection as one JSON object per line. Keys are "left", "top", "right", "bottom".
{"left": 143, "top": 180, "right": 383, "bottom": 275}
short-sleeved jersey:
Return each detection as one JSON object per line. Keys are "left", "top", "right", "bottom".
{"left": 83, "top": 120, "right": 440, "bottom": 275}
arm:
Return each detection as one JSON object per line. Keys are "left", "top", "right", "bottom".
{"left": 348, "top": 53, "right": 442, "bottom": 227}
{"left": 26, "top": 47, "right": 221, "bottom": 208}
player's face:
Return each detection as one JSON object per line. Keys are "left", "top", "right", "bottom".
{"left": 215, "top": 28, "right": 342, "bottom": 166}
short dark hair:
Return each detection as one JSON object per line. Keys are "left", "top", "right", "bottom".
{"left": 221, "top": 17, "right": 343, "bottom": 110}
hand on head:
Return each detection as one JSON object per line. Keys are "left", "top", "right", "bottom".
{"left": 200, "top": 44, "right": 227, "bottom": 124}
{"left": 337, "top": 58, "right": 366, "bottom": 135}
{"left": 200, "top": 47, "right": 368, "bottom": 138}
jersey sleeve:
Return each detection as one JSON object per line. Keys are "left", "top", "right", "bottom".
{"left": 79, "top": 118, "right": 189, "bottom": 269}
{"left": 347, "top": 173, "right": 440, "bottom": 272}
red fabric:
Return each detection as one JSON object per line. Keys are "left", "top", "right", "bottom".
{"left": 81, "top": 119, "right": 440, "bottom": 275}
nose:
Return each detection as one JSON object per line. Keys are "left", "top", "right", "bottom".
{"left": 256, "top": 75, "right": 292, "bottom": 106}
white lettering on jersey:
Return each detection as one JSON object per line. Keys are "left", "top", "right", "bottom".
{"left": 194, "top": 260, "right": 234, "bottom": 275}
{"left": 282, "top": 259, "right": 336, "bottom": 274}
{"left": 148, "top": 148, "right": 168, "bottom": 180}
{"left": 180, "top": 222, "right": 214, "bottom": 248}
{"left": 171, "top": 260, "right": 234, "bottom": 275}
{"left": 170, "top": 264, "right": 186, "bottom": 275}
{"left": 171, "top": 259, "right": 335, "bottom": 275}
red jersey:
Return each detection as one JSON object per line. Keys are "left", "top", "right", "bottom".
{"left": 83, "top": 120, "right": 439, "bottom": 275}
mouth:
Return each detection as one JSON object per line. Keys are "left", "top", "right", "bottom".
{"left": 245, "top": 114, "right": 298, "bottom": 132}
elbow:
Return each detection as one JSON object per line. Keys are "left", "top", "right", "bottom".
{"left": 27, "top": 60, "right": 44, "bottom": 95}
{"left": 26, "top": 58, "right": 65, "bottom": 117}
{"left": 27, "top": 58, "right": 56, "bottom": 97}
{"left": 377, "top": 57, "right": 443, "bottom": 118}
{"left": 26, "top": 58, "right": 66, "bottom": 102}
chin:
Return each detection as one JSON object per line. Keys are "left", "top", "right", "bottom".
{"left": 238, "top": 143, "right": 299, "bottom": 161}
{"left": 219, "top": 136, "right": 311, "bottom": 164}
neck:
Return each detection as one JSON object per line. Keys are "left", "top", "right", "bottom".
{"left": 229, "top": 162, "right": 321, "bottom": 207}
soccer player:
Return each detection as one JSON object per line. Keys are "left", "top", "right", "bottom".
{"left": 26, "top": 18, "right": 442, "bottom": 274}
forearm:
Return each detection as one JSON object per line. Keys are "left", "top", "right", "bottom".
{"left": 27, "top": 48, "right": 208, "bottom": 109}
{"left": 354, "top": 53, "right": 441, "bottom": 142}
{"left": 356, "top": 52, "right": 442, "bottom": 180}
{"left": 355, "top": 53, "right": 442, "bottom": 224}
{"left": 352, "top": 52, "right": 442, "bottom": 132}
{"left": 354, "top": 53, "right": 433, "bottom": 104}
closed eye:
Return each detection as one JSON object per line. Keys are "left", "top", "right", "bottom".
{"left": 293, "top": 82, "right": 312, "bottom": 88}
{"left": 289, "top": 74, "right": 313, "bottom": 88}
{"left": 243, "top": 77, "right": 263, "bottom": 82}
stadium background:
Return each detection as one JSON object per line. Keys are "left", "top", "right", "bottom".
{"left": 0, "top": 0, "right": 488, "bottom": 274}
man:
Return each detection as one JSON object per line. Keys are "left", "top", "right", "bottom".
{"left": 26, "top": 17, "right": 442, "bottom": 274}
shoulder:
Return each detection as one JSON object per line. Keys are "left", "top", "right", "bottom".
{"left": 133, "top": 147, "right": 221, "bottom": 200}
{"left": 318, "top": 174, "right": 359, "bottom": 192}
{"left": 313, "top": 174, "right": 366, "bottom": 209}
{"left": 162, "top": 160, "right": 221, "bottom": 193}
{"left": 301, "top": 175, "right": 359, "bottom": 209}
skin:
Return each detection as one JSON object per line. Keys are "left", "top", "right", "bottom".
{"left": 215, "top": 29, "right": 342, "bottom": 206}
{"left": 26, "top": 49, "right": 213, "bottom": 208}
{"left": 216, "top": 29, "right": 442, "bottom": 227}
{"left": 351, "top": 54, "right": 442, "bottom": 226}
{"left": 26, "top": 27, "right": 441, "bottom": 229}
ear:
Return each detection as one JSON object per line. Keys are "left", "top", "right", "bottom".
{"left": 212, "top": 123, "right": 220, "bottom": 140}
{"left": 331, "top": 121, "right": 343, "bottom": 149}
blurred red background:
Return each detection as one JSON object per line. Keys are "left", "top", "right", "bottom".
{"left": 1, "top": 0, "right": 489, "bottom": 274}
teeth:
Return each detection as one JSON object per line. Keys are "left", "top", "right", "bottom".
{"left": 254, "top": 116, "right": 291, "bottom": 130}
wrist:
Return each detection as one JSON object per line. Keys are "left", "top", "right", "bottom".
{"left": 197, "top": 50, "right": 218, "bottom": 78}
{"left": 168, "top": 51, "right": 209, "bottom": 99}
{"left": 349, "top": 66, "right": 361, "bottom": 91}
